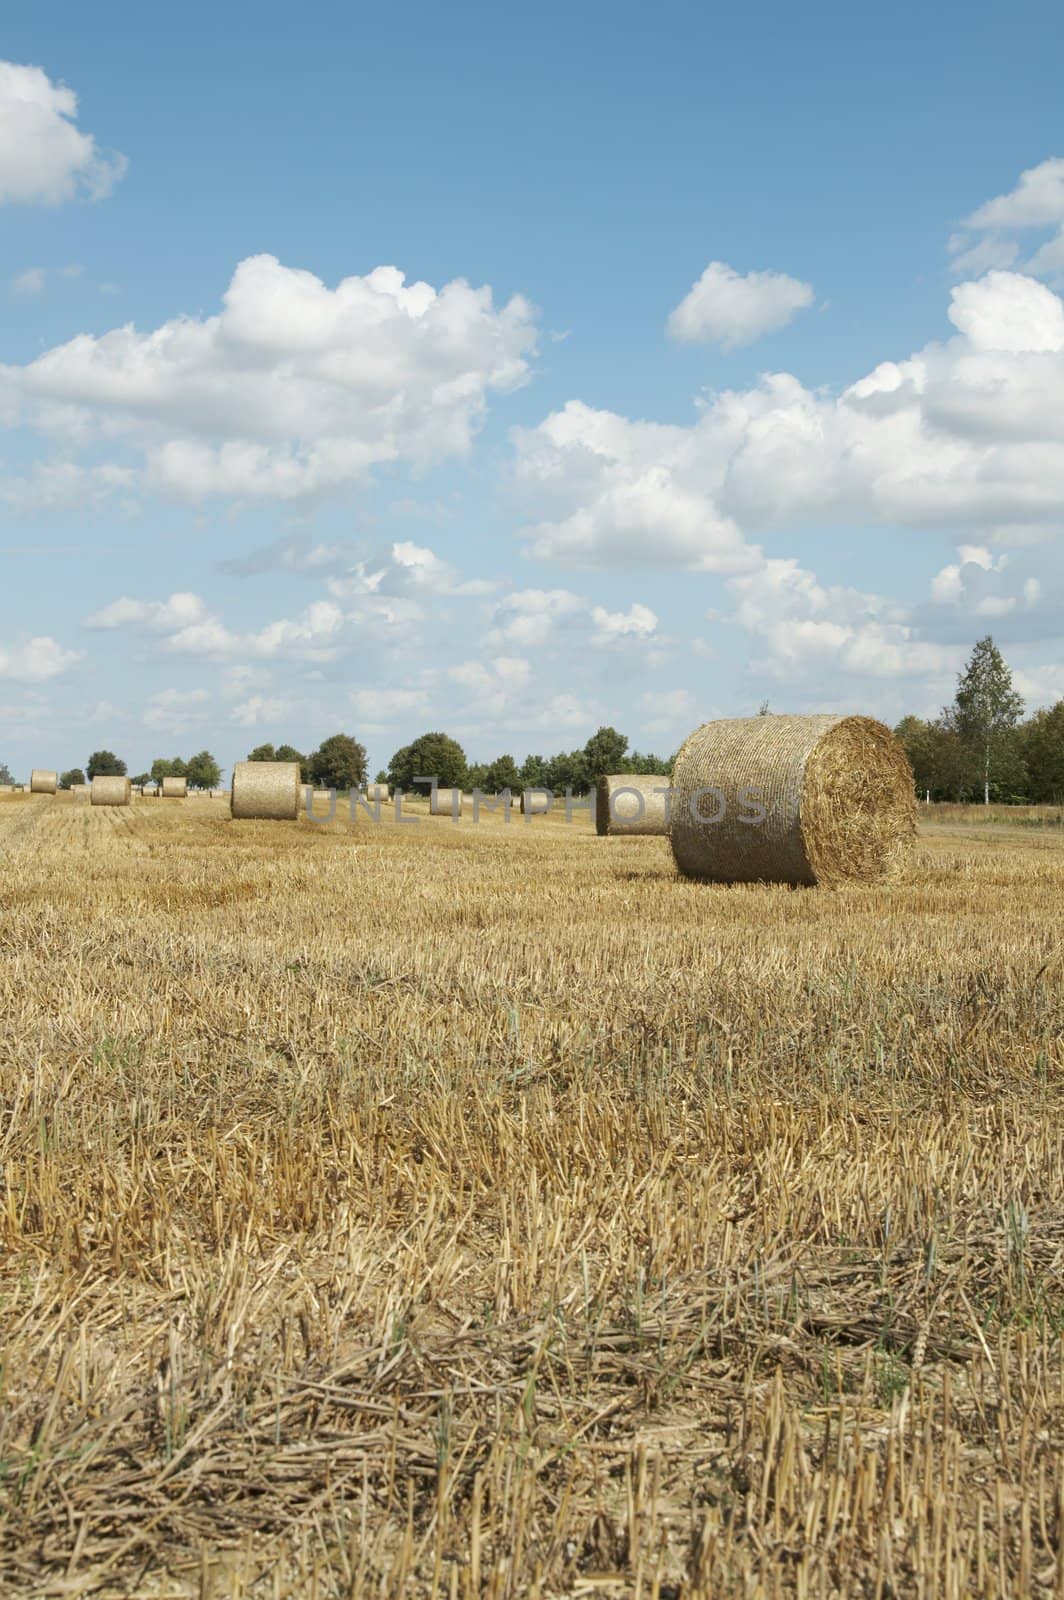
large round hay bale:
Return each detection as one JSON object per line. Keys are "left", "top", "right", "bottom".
{"left": 669, "top": 714, "right": 916, "bottom": 886}
{"left": 30, "top": 769, "right": 57, "bottom": 795}
{"left": 520, "top": 788, "right": 551, "bottom": 815}
{"left": 91, "top": 775, "right": 131, "bottom": 807}
{"left": 231, "top": 761, "right": 301, "bottom": 821}
{"left": 161, "top": 776, "right": 188, "bottom": 798}
{"left": 430, "top": 787, "right": 463, "bottom": 816}
{"left": 596, "top": 775, "right": 673, "bottom": 836}
{"left": 366, "top": 783, "right": 390, "bottom": 802}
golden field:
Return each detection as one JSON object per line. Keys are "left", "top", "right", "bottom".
{"left": 1, "top": 791, "right": 1063, "bottom": 1598}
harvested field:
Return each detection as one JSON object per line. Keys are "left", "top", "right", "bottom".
{"left": 1, "top": 793, "right": 1063, "bottom": 1597}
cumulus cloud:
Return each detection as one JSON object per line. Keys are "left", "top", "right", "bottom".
{"left": 514, "top": 271, "right": 1064, "bottom": 570}
{"left": 950, "top": 158, "right": 1064, "bottom": 286}
{"left": 0, "top": 635, "right": 81, "bottom": 682}
{"left": 486, "top": 588, "right": 585, "bottom": 648}
{"left": 0, "top": 460, "right": 134, "bottom": 514}
{"left": 0, "top": 254, "right": 537, "bottom": 500}
{"left": 143, "top": 687, "right": 211, "bottom": 734}
{"left": 589, "top": 602, "right": 658, "bottom": 640}
{"left": 0, "top": 61, "right": 127, "bottom": 204}
{"left": 666, "top": 261, "right": 814, "bottom": 350}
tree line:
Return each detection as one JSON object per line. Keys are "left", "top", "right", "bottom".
{"left": 5, "top": 637, "right": 1060, "bottom": 805}
{"left": 894, "top": 636, "right": 1064, "bottom": 804}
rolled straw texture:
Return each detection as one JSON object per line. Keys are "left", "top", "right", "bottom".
{"left": 520, "top": 788, "right": 551, "bottom": 815}
{"left": 596, "top": 775, "right": 672, "bottom": 836}
{"left": 366, "top": 784, "right": 390, "bottom": 801}
{"left": 429, "top": 787, "right": 463, "bottom": 816}
{"left": 91, "top": 776, "right": 131, "bottom": 807}
{"left": 669, "top": 714, "right": 916, "bottom": 886}
{"left": 230, "top": 761, "right": 301, "bottom": 821}
{"left": 161, "top": 776, "right": 188, "bottom": 798}
{"left": 30, "top": 770, "right": 58, "bottom": 795}
{"left": 72, "top": 784, "right": 91, "bottom": 800}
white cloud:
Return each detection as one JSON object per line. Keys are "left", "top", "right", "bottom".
{"left": 349, "top": 687, "right": 430, "bottom": 729}
{"left": 0, "top": 460, "right": 135, "bottom": 514}
{"left": 948, "top": 272, "right": 1064, "bottom": 353}
{"left": 514, "top": 272, "right": 1064, "bottom": 568}
{"left": 13, "top": 267, "right": 44, "bottom": 295}
{"left": 0, "top": 635, "right": 81, "bottom": 682}
{"left": 87, "top": 592, "right": 210, "bottom": 632}
{"left": 928, "top": 544, "right": 1047, "bottom": 621}
{"left": 230, "top": 694, "right": 293, "bottom": 729}
{"left": 589, "top": 602, "right": 658, "bottom": 640}
{"left": 666, "top": 261, "right": 814, "bottom": 350}
{"left": 0, "top": 253, "right": 538, "bottom": 500}
{"left": 951, "top": 159, "right": 1064, "bottom": 286}
{"left": 639, "top": 687, "right": 695, "bottom": 738}
{"left": 0, "top": 60, "right": 127, "bottom": 205}
{"left": 143, "top": 687, "right": 210, "bottom": 734}
{"left": 486, "top": 587, "right": 585, "bottom": 647}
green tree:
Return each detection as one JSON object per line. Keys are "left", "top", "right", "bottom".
{"left": 0, "top": 762, "right": 12, "bottom": 786}
{"left": 186, "top": 751, "right": 222, "bottom": 790}
{"left": 626, "top": 749, "right": 671, "bottom": 776}
{"left": 519, "top": 753, "right": 550, "bottom": 788}
{"left": 131, "top": 773, "right": 150, "bottom": 788}
{"left": 484, "top": 754, "right": 521, "bottom": 793}
{"left": 1021, "top": 701, "right": 1064, "bottom": 803}
{"left": 151, "top": 756, "right": 188, "bottom": 785}
{"left": 86, "top": 750, "right": 127, "bottom": 779}
{"left": 60, "top": 768, "right": 86, "bottom": 790}
{"left": 465, "top": 761, "right": 489, "bottom": 792}
{"left": 388, "top": 732, "right": 467, "bottom": 795}
{"left": 247, "top": 743, "right": 278, "bottom": 763}
{"left": 545, "top": 748, "right": 590, "bottom": 794}
{"left": 375, "top": 769, "right": 389, "bottom": 785}
{"left": 309, "top": 732, "right": 368, "bottom": 791}
{"left": 275, "top": 744, "right": 311, "bottom": 783}
{"left": 950, "top": 637, "right": 1026, "bottom": 805}
{"left": 583, "top": 726, "right": 628, "bottom": 782}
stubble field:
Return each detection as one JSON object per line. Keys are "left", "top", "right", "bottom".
{"left": 1, "top": 791, "right": 1063, "bottom": 1597}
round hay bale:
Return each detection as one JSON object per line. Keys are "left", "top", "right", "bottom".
{"left": 430, "top": 787, "right": 463, "bottom": 816}
{"left": 161, "top": 776, "right": 188, "bottom": 798}
{"left": 669, "top": 714, "right": 916, "bottom": 886}
{"left": 520, "top": 788, "right": 551, "bottom": 815}
{"left": 72, "top": 783, "right": 91, "bottom": 800}
{"left": 0, "top": 784, "right": 13, "bottom": 795}
{"left": 30, "top": 769, "right": 57, "bottom": 795}
{"left": 231, "top": 760, "right": 301, "bottom": 821}
{"left": 596, "top": 775, "right": 673, "bottom": 836}
{"left": 366, "top": 783, "right": 390, "bottom": 802}
{"left": 91, "top": 775, "right": 131, "bottom": 807}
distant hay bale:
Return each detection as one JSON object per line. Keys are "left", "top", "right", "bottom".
{"left": 430, "top": 787, "right": 463, "bottom": 816}
{"left": 312, "top": 788, "right": 333, "bottom": 801}
{"left": 30, "top": 769, "right": 57, "bottom": 795}
{"left": 230, "top": 761, "right": 301, "bottom": 821}
{"left": 366, "top": 783, "right": 390, "bottom": 801}
{"left": 161, "top": 776, "right": 188, "bottom": 798}
{"left": 91, "top": 775, "right": 131, "bottom": 807}
{"left": 669, "top": 714, "right": 916, "bottom": 887}
{"left": 72, "top": 784, "right": 91, "bottom": 800}
{"left": 0, "top": 784, "right": 13, "bottom": 795}
{"left": 596, "top": 775, "right": 673, "bottom": 836}
{"left": 520, "top": 788, "right": 551, "bottom": 815}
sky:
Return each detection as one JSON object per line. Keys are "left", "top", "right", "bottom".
{"left": 1, "top": 0, "right": 1063, "bottom": 782}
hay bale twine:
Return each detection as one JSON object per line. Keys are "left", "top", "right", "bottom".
{"left": 161, "top": 776, "right": 188, "bottom": 798}
{"left": 520, "top": 788, "right": 551, "bottom": 815}
{"left": 30, "top": 769, "right": 57, "bottom": 795}
{"left": 669, "top": 714, "right": 916, "bottom": 886}
{"left": 91, "top": 775, "right": 132, "bottom": 807}
{"left": 430, "top": 787, "right": 463, "bottom": 816}
{"left": 596, "top": 775, "right": 673, "bottom": 836}
{"left": 366, "top": 783, "right": 390, "bottom": 802}
{"left": 231, "top": 760, "right": 301, "bottom": 821}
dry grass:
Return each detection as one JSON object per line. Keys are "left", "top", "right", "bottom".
{"left": 1, "top": 794, "right": 1063, "bottom": 1596}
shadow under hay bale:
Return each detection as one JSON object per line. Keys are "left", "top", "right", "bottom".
{"left": 596, "top": 775, "right": 672, "bottom": 836}
{"left": 230, "top": 761, "right": 301, "bottom": 821}
{"left": 30, "top": 770, "right": 57, "bottom": 795}
{"left": 669, "top": 714, "right": 916, "bottom": 886}
{"left": 91, "top": 776, "right": 132, "bottom": 807}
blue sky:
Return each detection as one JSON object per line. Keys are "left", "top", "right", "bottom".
{"left": 2, "top": 0, "right": 1063, "bottom": 781}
